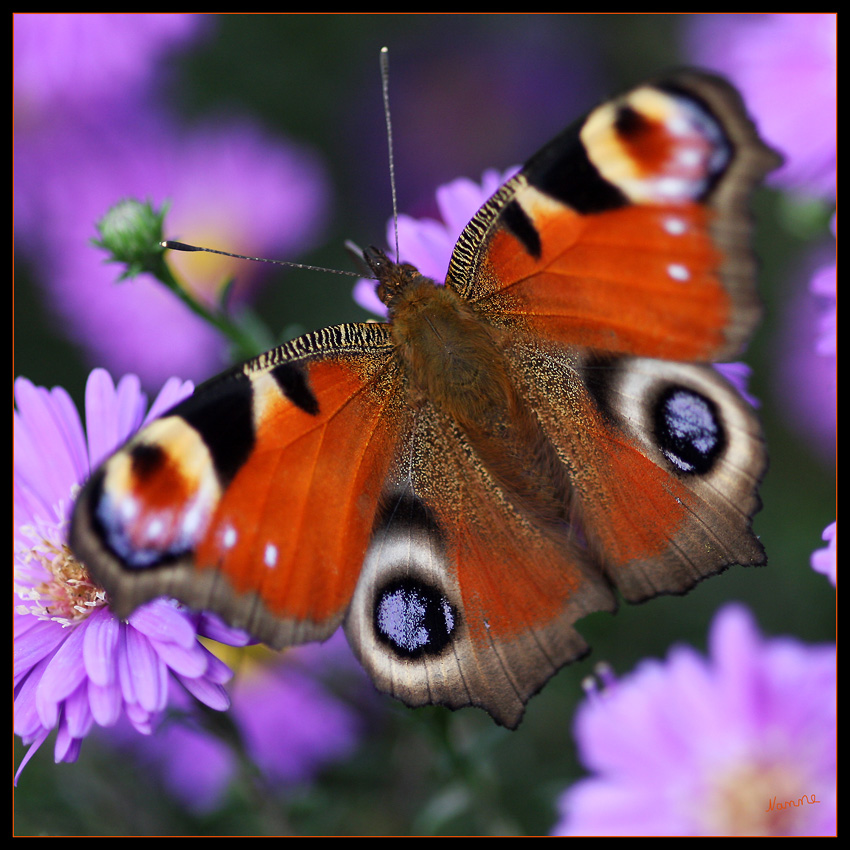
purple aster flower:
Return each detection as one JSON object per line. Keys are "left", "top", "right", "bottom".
{"left": 14, "top": 368, "right": 251, "bottom": 783}
{"left": 773, "top": 248, "right": 836, "bottom": 463}
{"left": 811, "top": 522, "right": 836, "bottom": 586}
{"left": 684, "top": 13, "right": 836, "bottom": 198}
{"left": 14, "top": 13, "right": 208, "bottom": 241}
{"left": 552, "top": 604, "right": 836, "bottom": 836}
{"left": 353, "top": 168, "right": 517, "bottom": 316}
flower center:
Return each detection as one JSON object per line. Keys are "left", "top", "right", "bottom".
{"left": 15, "top": 519, "right": 107, "bottom": 627}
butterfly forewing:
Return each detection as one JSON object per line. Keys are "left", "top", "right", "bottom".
{"left": 72, "top": 322, "right": 407, "bottom": 647}
{"left": 447, "top": 72, "right": 780, "bottom": 364}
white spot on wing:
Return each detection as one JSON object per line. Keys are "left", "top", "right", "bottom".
{"left": 264, "top": 542, "right": 278, "bottom": 568}
{"left": 181, "top": 501, "right": 205, "bottom": 537}
{"left": 146, "top": 518, "right": 164, "bottom": 541}
{"left": 663, "top": 216, "right": 687, "bottom": 235}
{"left": 667, "top": 263, "right": 691, "bottom": 282}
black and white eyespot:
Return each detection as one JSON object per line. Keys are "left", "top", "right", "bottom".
{"left": 653, "top": 385, "right": 725, "bottom": 475}
{"left": 345, "top": 488, "right": 467, "bottom": 694}
{"left": 588, "top": 357, "right": 761, "bottom": 486}
{"left": 374, "top": 577, "right": 457, "bottom": 658}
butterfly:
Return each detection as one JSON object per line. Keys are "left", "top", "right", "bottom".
{"left": 71, "top": 71, "right": 780, "bottom": 729}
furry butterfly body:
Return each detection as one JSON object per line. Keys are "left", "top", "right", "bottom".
{"left": 71, "top": 71, "right": 780, "bottom": 728}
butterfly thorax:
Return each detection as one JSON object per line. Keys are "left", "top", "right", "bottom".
{"left": 382, "top": 260, "right": 570, "bottom": 525}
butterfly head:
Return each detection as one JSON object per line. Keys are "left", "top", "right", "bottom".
{"left": 361, "top": 245, "right": 429, "bottom": 312}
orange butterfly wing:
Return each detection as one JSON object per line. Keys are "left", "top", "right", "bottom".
{"left": 433, "top": 72, "right": 776, "bottom": 612}
{"left": 448, "top": 72, "right": 779, "bottom": 362}
{"left": 72, "top": 323, "right": 406, "bottom": 647}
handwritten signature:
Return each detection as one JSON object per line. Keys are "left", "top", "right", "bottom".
{"left": 765, "top": 794, "right": 821, "bottom": 812}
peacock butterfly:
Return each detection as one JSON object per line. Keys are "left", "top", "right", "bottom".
{"left": 70, "top": 71, "right": 780, "bottom": 728}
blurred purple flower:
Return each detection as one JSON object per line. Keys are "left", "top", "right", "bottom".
{"left": 14, "top": 369, "right": 250, "bottom": 782}
{"left": 15, "top": 13, "right": 329, "bottom": 389}
{"left": 552, "top": 604, "right": 836, "bottom": 836}
{"left": 14, "top": 13, "right": 207, "bottom": 239}
{"left": 811, "top": 522, "right": 836, "bottom": 586}
{"left": 684, "top": 13, "right": 836, "bottom": 198}
{"left": 353, "top": 168, "right": 517, "bottom": 316}
{"left": 106, "top": 635, "right": 365, "bottom": 813}
{"left": 810, "top": 214, "right": 837, "bottom": 358}
{"left": 14, "top": 13, "right": 206, "bottom": 123}
{"left": 231, "top": 639, "right": 363, "bottom": 785}
{"left": 17, "top": 112, "right": 329, "bottom": 389}
{"left": 773, "top": 244, "right": 836, "bottom": 463}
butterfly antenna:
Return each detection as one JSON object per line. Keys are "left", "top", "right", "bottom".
{"left": 380, "top": 46, "right": 401, "bottom": 263}
{"left": 160, "top": 241, "right": 360, "bottom": 278}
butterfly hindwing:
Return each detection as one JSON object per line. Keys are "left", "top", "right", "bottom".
{"left": 504, "top": 341, "right": 766, "bottom": 602}
{"left": 345, "top": 400, "right": 616, "bottom": 729}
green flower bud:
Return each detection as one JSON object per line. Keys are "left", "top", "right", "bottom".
{"left": 93, "top": 199, "right": 169, "bottom": 281}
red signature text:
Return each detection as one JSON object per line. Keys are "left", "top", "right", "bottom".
{"left": 765, "top": 794, "right": 821, "bottom": 812}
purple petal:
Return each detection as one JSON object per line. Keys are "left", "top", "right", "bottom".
{"left": 35, "top": 622, "right": 89, "bottom": 727}
{"left": 128, "top": 600, "right": 198, "bottom": 648}
{"left": 14, "top": 729, "right": 50, "bottom": 785}
{"left": 14, "top": 376, "right": 86, "bottom": 506}
{"left": 53, "top": 720, "right": 83, "bottom": 764}
{"left": 123, "top": 628, "right": 168, "bottom": 713}
{"left": 14, "top": 618, "right": 67, "bottom": 685}
{"left": 88, "top": 679, "right": 123, "bottom": 727}
{"left": 177, "top": 674, "right": 230, "bottom": 712}
{"left": 146, "top": 637, "right": 209, "bottom": 679}
{"left": 63, "top": 681, "right": 94, "bottom": 738}
{"left": 195, "top": 612, "right": 252, "bottom": 647}
{"left": 144, "top": 377, "right": 195, "bottom": 423}
{"left": 14, "top": 659, "right": 49, "bottom": 739}
{"left": 82, "top": 606, "right": 120, "bottom": 686}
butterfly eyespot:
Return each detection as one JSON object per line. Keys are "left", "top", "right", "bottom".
{"left": 373, "top": 578, "right": 458, "bottom": 658}
{"left": 93, "top": 479, "right": 191, "bottom": 569}
{"left": 654, "top": 386, "right": 725, "bottom": 475}
{"left": 129, "top": 443, "right": 167, "bottom": 478}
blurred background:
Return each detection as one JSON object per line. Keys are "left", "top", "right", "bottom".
{"left": 14, "top": 14, "right": 835, "bottom": 836}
